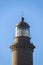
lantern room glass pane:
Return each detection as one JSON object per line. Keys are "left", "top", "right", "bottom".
{"left": 15, "top": 26, "right": 30, "bottom": 37}
{"left": 23, "top": 29, "right": 30, "bottom": 36}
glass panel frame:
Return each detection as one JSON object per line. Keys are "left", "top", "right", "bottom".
{"left": 15, "top": 26, "right": 30, "bottom": 37}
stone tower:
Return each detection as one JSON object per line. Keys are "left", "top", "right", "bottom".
{"left": 10, "top": 17, "right": 35, "bottom": 65}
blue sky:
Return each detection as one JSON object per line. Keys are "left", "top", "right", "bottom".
{"left": 0, "top": 0, "right": 43, "bottom": 65}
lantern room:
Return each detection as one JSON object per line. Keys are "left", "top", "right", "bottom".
{"left": 15, "top": 17, "right": 30, "bottom": 37}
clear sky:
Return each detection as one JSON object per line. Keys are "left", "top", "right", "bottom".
{"left": 0, "top": 0, "right": 43, "bottom": 65}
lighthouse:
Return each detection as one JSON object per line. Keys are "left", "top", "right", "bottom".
{"left": 10, "top": 17, "right": 35, "bottom": 65}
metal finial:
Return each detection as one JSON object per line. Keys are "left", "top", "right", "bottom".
{"left": 21, "top": 17, "right": 24, "bottom": 22}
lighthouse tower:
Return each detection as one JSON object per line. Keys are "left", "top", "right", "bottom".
{"left": 10, "top": 17, "right": 35, "bottom": 65}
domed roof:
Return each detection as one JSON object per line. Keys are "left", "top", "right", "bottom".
{"left": 16, "top": 17, "right": 30, "bottom": 28}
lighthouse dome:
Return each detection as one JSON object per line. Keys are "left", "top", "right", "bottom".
{"left": 16, "top": 17, "right": 30, "bottom": 28}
